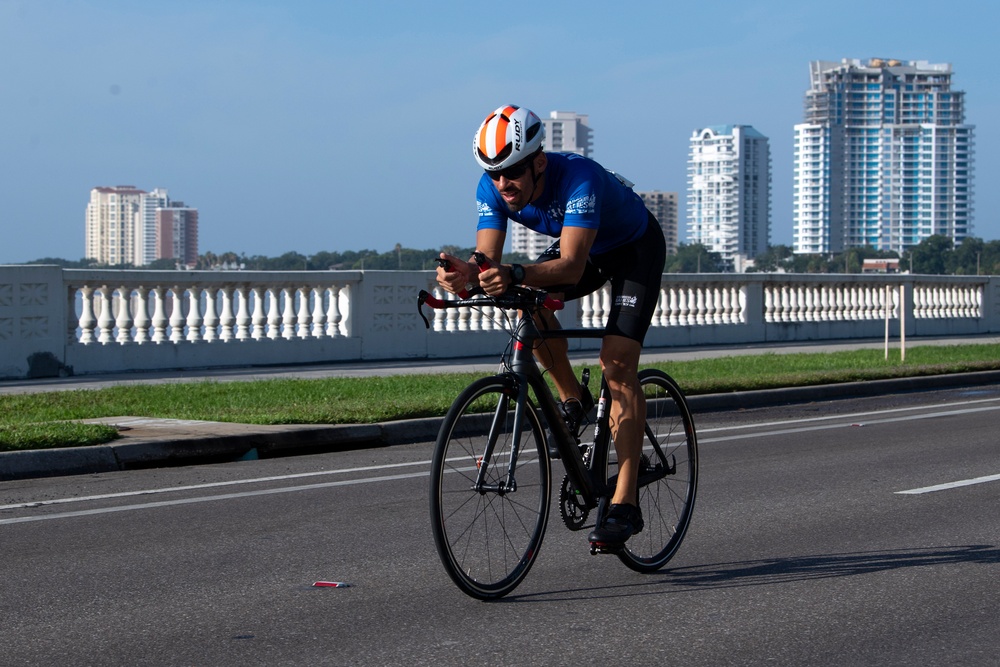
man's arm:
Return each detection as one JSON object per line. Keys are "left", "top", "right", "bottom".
{"left": 478, "top": 225, "right": 597, "bottom": 296}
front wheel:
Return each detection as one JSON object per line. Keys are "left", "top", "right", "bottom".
{"left": 429, "top": 375, "right": 551, "bottom": 599}
{"left": 616, "top": 369, "right": 698, "bottom": 572}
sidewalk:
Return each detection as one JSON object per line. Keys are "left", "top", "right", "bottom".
{"left": 2, "top": 335, "right": 999, "bottom": 481}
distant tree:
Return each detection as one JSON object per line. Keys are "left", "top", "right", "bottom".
{"left": 747, "top": 245, "right": 794, "bottom": 273}
{"left": 902, "top": 235, "right": 954, "bottom": 275}
{"left": 665, "top": 243, "right": 724, "bottom": 273}
{"left": 24, "top": 257, "right": 92, "bottom": 268}
{"left": 146, "top": 258, "right": 181, "bottom": 270}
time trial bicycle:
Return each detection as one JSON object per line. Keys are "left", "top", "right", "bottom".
{"left": 418, "top": 282, "right": 698, "bottom": 600}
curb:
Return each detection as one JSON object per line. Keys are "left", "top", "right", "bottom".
{"left": 3, "top": 370, "right": 999, "bottom": 482}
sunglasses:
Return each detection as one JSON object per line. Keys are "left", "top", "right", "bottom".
{"left": 486, "top": 159, "right": 532, "bottom": 182}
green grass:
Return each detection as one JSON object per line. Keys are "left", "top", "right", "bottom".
{"left": 2, "top": 343, "right": 999, "bottom": 452}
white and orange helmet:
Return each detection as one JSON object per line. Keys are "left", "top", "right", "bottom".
{"left": 473, "top": 105, "right": 545, "bottom": 171}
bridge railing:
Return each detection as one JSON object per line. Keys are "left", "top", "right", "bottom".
{"left": 1, "top": 265, "right": 996, "bottom": 379}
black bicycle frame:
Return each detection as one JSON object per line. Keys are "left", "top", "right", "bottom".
{"left": 472, "top": 311, "right": 616, "bottom": 508}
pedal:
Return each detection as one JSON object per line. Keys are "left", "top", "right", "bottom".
{"left": 589, "top": 541, "right": 624, "bottom": 555}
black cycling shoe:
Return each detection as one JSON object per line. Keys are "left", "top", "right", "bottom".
{"left": 588, "top": 503, "right": 644, "bottom": 550}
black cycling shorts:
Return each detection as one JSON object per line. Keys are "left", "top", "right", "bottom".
{"left": 535, "top": 211, "right": 665, "bottom": 343}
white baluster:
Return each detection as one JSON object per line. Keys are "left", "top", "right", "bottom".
{"left": 78, "top": 286, "right": 97, "bottom": 344}
{"left": 267, "top": 287, "right": 282, "bottom": 339}
{"left": 778, "top": 286, "right": 790, "bottom": 323}
{"left": 236, "top": 286, "right": 251, "bottom": 340}
{"left": 133, "top": 287, "right": 151, "bottom": 343}
{"left": 151, "top": 286, "right": 169, "bottom": 343}
{"left": 296, "top": 287, "right": 312, "bottom": 339}
{"left": 115, "top": 286, "right": 133, "bottom": 343}
{"left": 203, "top": 289, "right": 219, "bottom": 342}
{"left": 168, "top": 287, "right": 185, "bottom": 343}
{"left": 580, "top": 292, "right": 595, "bottom": 328}
{"left": 251, "top": 287, "right": 267, "bottom": 340}
{"left": 311, "top": 287, "right": 326, "bottom": 338}
{"left": 282, "top": 287, "right": 297, "bottom": 340}
{"left": 327, "top": 285, "right": 343, "bottom": 338}
{"left": 186, "top": 287, "right": 203, "bottom": 342}
{"left": 652, "top": 287, "right": 665, "bottom": 327}
{"left": 720, "top": 286, "right": 732, "bottom": 325}
{"left": 219, "top": 286, "right": 236, "bottom": 341}
{"left": 803, "top": 286, "right": 816, "bottom": 322}
{"left": 96, "top": 285, "right": 115, "bottom": 344}
{"left": 694, "top": 286, "right": 706, "bottom": 325}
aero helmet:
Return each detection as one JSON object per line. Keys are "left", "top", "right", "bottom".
{"left": 473, "top": 105, "right": 545, "bottom": 171}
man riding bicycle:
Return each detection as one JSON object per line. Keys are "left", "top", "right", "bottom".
{"left": 436, "top": 104, "right": 666, "bottom": 549}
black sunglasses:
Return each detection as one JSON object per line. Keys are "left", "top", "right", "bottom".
{"left": 486, "top": 158, "right": 532, "bottom": 182}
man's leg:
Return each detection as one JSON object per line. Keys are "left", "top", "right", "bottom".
{"left": 598, "top": 334, "right": 644, "bottom": 507}
{"left": 530, "top": 306, "right": 582, "bottom": 402}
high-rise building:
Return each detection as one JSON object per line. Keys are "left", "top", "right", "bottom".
{"left": 156, "top": 203, "right": 199, "bottom": 268}
{"left": 511, "top": 111, "right": 594, "bottom": 259}
{"left": 85, "top": 186, "right": 146, "bottom": 266}
{"left": 793, "top": 58, "right": 975, "bottom": 255}
{"left": 687, "top": 125, "right": 771, "bottom": 270}
{"left": 138, "top": 188, "right": 169, "bottom": 266}
{"left": 637, "top": 191, "right": 680, "bottom": 255}
{"left": 85, "top": 186, "right": 198, "bottom": 266}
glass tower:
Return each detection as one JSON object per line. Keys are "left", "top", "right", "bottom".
{"left": 793, "top": 58, "right": 975, "bottom": 255}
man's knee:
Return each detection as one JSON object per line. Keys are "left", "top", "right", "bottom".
{"left": 599, "top": 335, "right": 641, "bottom": 384}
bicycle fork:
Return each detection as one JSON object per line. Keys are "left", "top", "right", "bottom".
{"left": 471, "top": 379, "right": 529, "bottom": 495}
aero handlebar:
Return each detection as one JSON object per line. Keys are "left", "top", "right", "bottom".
{"left": 417, "top": 284, "right": 564, "bottom": 329}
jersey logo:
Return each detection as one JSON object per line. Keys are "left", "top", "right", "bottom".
{"left": 566, "top": 194, "right": 597, "bottom": 215}
{"left": 477, "top": 200, "right": 493, "bottom": 216}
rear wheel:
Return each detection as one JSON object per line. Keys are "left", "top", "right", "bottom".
{"left": 429, "top": 375, "right": 551, "bottom": 599}
{"left": 615, "top": 369, "right": 698, "bottom": 572}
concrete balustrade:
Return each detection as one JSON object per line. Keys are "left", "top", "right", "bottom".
{"left": 1, "top": 265, "right": 997, "bottom": 380}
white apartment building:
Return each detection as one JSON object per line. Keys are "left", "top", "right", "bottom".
{"left": 687, "top": 125, "right": 771, "bottom": 271}
{"left": 637, "top": 190, "right": 679, "bottom": 254}
{"left": 85, "top": 186, "right": 147, "bottom": 266}
{"left": 138, "top": 188, "right": 169, "bottom": 266}
{"left": 511, "top": 111, "right": 594, "bottom": 259}
{"left": 793, "top": 58, "right": 975, "bottom": 255}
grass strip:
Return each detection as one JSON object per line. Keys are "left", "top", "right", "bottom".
{"left": 2, "top": 343, "right": 999, "bottom": 452}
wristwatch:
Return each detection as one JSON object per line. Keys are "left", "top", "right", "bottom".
{"left": 509, "top": 263, "right": 526, "bottom": 286}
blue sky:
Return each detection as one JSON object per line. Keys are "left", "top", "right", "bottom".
{"left": 2, "top": 0, "right": 997, "bottom": 264}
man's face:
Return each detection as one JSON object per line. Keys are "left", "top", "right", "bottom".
{"left": 487, "top": 153, "right": 543, "bottom": 212}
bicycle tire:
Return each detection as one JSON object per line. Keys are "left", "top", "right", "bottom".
{"left": 615, "top": 368, "right": 698, "bottom": 572}
{"left": 429, "top": 375, "right": 551, "bottom": 599}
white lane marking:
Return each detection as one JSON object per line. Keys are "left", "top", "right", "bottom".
{"left": 0, "top": 470, "right": 430, "bottom": 525}
{"left": 697, "top": 395, "right": 1000, "bottom": 434}
{"left": 0, "top": 459, "right": 430, "bottom": 511}
{"left": 896, "top": 474, "right": 1000, "bottom": 495}
{"left": 699, "top": 404, "right": 1000, "bottom": 444}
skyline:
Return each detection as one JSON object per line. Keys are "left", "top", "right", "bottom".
{"left": 2, "top": 0, "right": 998, "bottom": 265}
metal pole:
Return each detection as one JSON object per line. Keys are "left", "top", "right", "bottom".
{"left": 884, "top": 284, "right": 890, "bottom": 360}
{"left": 900, "top": 284, "right": 906, "bottom": 362}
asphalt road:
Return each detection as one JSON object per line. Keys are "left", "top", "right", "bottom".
{"left": 2, "top": 385, "right": 999, "bottom": 666}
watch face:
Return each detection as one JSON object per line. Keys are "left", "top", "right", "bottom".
{"left": 512, "top": 264, "right": 525, "bottom": 284}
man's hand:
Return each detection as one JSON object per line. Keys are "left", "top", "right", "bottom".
{"left": 435, "top": 253, "right": 474, "bottom": 295}
{"left": 477, "top": 257, "right": 510, "bottom": 296}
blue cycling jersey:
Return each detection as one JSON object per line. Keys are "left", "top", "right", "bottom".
{"left": 476, "top": 152, "right": 649, "bottom": 256}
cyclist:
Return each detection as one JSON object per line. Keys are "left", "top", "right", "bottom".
{"left": 436, "top": 104, "right": 666, "bottom": 549}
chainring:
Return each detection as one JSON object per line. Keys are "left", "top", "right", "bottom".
{"left": 559, "top": 475, "right": 590, "bottom": 530}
